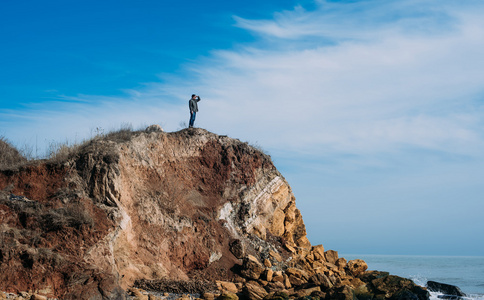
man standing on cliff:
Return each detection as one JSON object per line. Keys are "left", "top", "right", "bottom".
{"left": 188, "top": 94, "right": 201, "bottom": 128}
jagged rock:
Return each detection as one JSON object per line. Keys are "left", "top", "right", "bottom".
{"left": 336, "top": 258, "right": 347, "bottom": 270}
{"left": 241, "top": 255, "right": 265, "bottom": 280}
{"left": 286, "top": 267, "right": 309, "bottom": 286}
{"left": 294, "top": 286, "right": 321, "bottom": 298}
{"left": 324, "top": 250, "right": 338, "bottom": 264}
{"left": 287, "top": 275, "right": 305, "bottom": 287}
{"left": 129, "top": 288, "right": 149, "bottom": 300}
{"left": 285, "top": 268, "right": 309, "bottom": 281}
{"left": 311, "top": 245, "right": 325, "bottom": 262}
{"left": 264, "top": 282, "right": 286, "bottom": 293}
{"left": 229, "top": 239, "right": 245, "bottom": 259}
{"left": 268, "top": 250, "right": 282, "bottom": 263}
{"left": 349, "top": 278, "right": 365, "bottom": 289}
{"left": 370, "top": 275, "right": 429, "bottom": 300}
{"left": 283, "top": 274, "right": 292, "bottom": 289}
{"left": 359, "top": 270, "right": 390, "bottom": 283}
{"left": 390, "top": 289, "right": 420, "bottom": 300}
{"left": 265, "top": 269, "right": 274, "bottom": 282}
{"left": 328, "top": 285, "right": 356, "bottom": 300}
{"left": 216, "top": 281, "right": 238, "bottom": 293}
{"left": 305, "top": 252, "right": 315, "bottom": 264}
{"left": 263, "top": 259, "right": 272, "bottom": 268}
{"left": 426, "top": 281, "right": 466, "bottom": 297}
{"left": 244, "top": 281, "right": 269, "bottom": 300}
{"left": 272, "top": 271, "right": 284, "bottom": 283}
{"left": 284, "top": 243, "right": 297, "bottom": 253}
{"left": 310, "top": 290, "right": 326, "bottom": 299}
{"left": 308, "top": 273, "right": 333, "bottom": 290}
{"left": 346, "top": 259, "right": 368, "bottom": 277}
{"left": 353, "top": 283, "right": 372, "bottom": 300}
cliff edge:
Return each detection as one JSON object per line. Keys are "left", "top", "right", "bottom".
{"left": 0, "top": 128, "right": 428, "bottom": 300}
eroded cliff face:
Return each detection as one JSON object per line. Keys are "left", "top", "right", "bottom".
{"left": 0, "top": 129, "right": 311, "bottom": 298}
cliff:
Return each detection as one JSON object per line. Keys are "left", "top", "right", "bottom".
{"left": 0, "top": 128, "right": 428, "bottom": 300}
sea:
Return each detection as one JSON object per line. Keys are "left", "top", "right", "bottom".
{"left": 343, "top": 254, "right": 484, "bottom": 300}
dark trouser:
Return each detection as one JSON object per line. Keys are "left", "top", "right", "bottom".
{"left": 189, "top": 112, "right": 196, "bottom": 127}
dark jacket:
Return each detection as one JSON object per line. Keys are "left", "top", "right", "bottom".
{"left": 189, "top": 96, "right": 201, "bottom": 113}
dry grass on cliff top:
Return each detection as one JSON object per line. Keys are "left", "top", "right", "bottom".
{"left": 0, "top": 124, "right": 139, "bottom": 170}
{"left": 0, "top": 136, "right": 27, "bottom": 170}
{"left": 1, "top": 124, "right": 268, "bottom": 170}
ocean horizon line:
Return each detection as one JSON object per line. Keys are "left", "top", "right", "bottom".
{"left": 342, "top": 253, "right": 484, "bottom": 259}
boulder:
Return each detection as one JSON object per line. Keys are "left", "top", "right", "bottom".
{"left": 283, "top": 274, "right": 291, "bottom": 289}
{"left": 390, "top": 289, "right": 420, "bottom": 300}
{"left": 244, "top": 281, "right": 269, "bottom": 300}
{"left": 310, "top": 290, "right": 326, "bottom": 299}
{"left": 272, "top": 271, "right": 284, "bottom": 283}
{"left": 268, "top": 250, "right": 283, "bottom": 263}
{"left": 288, "top": 275, "right": 305, "bottom": 287}
{"left": 324, "top": 250, "right": 338, "bottom": 264}
{"left": 370, "top": 275, "right": 429, "bottom": 300}
{"left": 336, "top": 258, "right": 347, "bottom": 270}
{"left": 311, "top": 245, "right": 325, "bottom": 261}
{"left": 264, "top": 259, "right": 272, "bottom": 268}
{"left": 346, "top": 259, "right": 368, "bottom": 277}
{"left": 294, "top": 286, "right": 321, "bottom": 298}
{"left": 265, "top": 269, "right": 274, "bottom": 282}
{"left": 241, "top": 255, "right": 265, "bottom": 280}
{"left": 229, "top": 239, "right": 245, "bottom": 259}
{"left": 359, "top": 271, "right": 390, "bottom": 283}
{"left": 264, "top": 282, "right": 286, "bottom": 293}
{"left": 216, "top": 281, "right": 239, "bottom": 293}
{"left": 308, "top": 273, "right": 333, "bottom": 290}
{"left": 327, "top": 285, "right": 356, "bottom": 300}
{"left": 285, "top": 268, "right": 309, "bottom": 281}
{"left": 426, "top": 281, "right": 466, "bottom": 297}
{"left": 285, "top": 268, "right": 309, "bottom": 286}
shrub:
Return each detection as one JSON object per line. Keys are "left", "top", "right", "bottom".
{"left": 0, "top": 137, "right": 27, "bottom": 170}
{"left": 40, "top": 203, "right": 94, "bottom": 232}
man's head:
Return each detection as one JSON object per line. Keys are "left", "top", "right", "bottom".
{"left": 192, "top": 94, "right": 197, "bottom": 99}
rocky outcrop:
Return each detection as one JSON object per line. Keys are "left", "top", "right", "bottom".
{"left": 0, "top": 128, "right": 429, "bottom": 299}
{"left": 427, "top": 281, "right": 466, "bottom": 298}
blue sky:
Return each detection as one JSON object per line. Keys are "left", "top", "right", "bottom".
{"left": 1, "top": 0, "right": 483, "bottom": 256}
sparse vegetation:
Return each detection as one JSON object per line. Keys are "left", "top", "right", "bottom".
{"left": 45, "top": 123, "right": 138, "bottom": 164}
{"left": 40, "top": 203, "right": 94, "bottom": 232}
{"left": 101, "top": 122, "right": 135, "bottom": 143}
{"left": 1, "top": 123, "right": 155, "bottom": 167}
{"left": 0, "top": 136, "right": 27, "bottom": 170}
{"left": 247, "top": 140, "right": 270, "bottom": 156}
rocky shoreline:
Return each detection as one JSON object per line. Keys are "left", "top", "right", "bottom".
{"left": 0, "top": 128, "right": 433, "bottom": 299}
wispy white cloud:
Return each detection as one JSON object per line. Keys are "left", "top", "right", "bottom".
{"left": 2, "top": 0, "right": 484, "bottom": 162}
